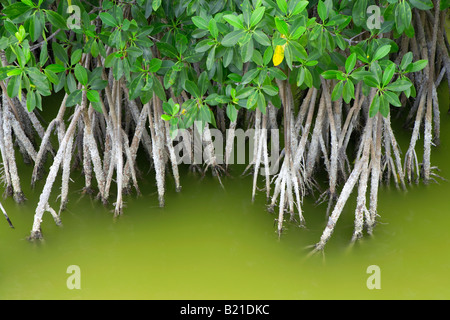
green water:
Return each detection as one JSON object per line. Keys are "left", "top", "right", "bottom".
{"left": 0, "top": 83, "right": 449, "bottom": 300}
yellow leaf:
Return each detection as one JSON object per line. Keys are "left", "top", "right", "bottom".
{"left": 273, "top": 45, "right": 285, "bottom": 66}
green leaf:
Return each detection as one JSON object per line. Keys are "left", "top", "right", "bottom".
{"left": 384, "top": 90, "right": 402, "bottom": 107}
{"left": 46, "top": 64, "right": 66, "bottom": 73}
{"left": 363, "top": 74, "right": 380, "bottom": 88}
{"left": 275, "top": 17, "right": 289, "bottom": 36}
{"left": 129, "top": 74, "right": 145, "bottom": 99}
{"left": 379, "top": 93, "right": 390, "bottom": 117}
{"left": 345, "top": 53, "right": 357, "bottom": 74}
{"left": 26, "top": 90, "right": 36, "bottom": 112}
{"left": 46, "top": 10, "right": 68, "bottom": 30}
{"left": 198, "top": 72, "right": 209, "bottom": 97}
{"left": 152, "top": 0, "right": 161, "bottom": 11}
{"left": 241, "top": 69, "right": 259, "bottom": 84}
{"left": 192, "top": 16, "right": 208, "bottom": 30}
{"left": 385, "top": 79, "right": 412, "bottom": 92}
{"left": 318, "top": 0, "right": 328, "bottom": 21}
{"left": 406, "top": 60, "right": 428, "bottom": 73}
{"left": 6, "top": 68, "right": 22, "bottom": 77}
{"left": 369, "top": 94, "right": 380, "bottom": 117}
{"left": 87, "top": 89, "right": 100, "bottom": 103}
{"left": 331, "top": 81, "right": 344, "bottom": 101}
{"left": 290, "top": 0, "right": 309, "bottom": 15}
{"left": 3, "top": 2, "right": 32, "bottom": 21}
{"left": 400, "top": 52, "right": 413, "bottom": 70}
{"left": 91, "top": 40, "right": 99, "bottom": 58}
{"left": 257, "top": 91, "right": 266, "bottom": 113}
{"left": 71, "top": 49, "right": 82, "bottom": 65}
{"left": 199, "top": 104, "right": 212, "bottom": 123}
{"left": 352, "top": 0, "right": 368, "bottom": 27}
{"left": 253, "top": 30, "right": 271, "bottom": 46}
{"left": 250, "top": 7, "right": 265, "bottom": 28}
{"left": 161, "top": 114, "right": 171, "bottom": 121}
{"left": 185, "top": 80, "right": 200, "bottom": 98}
{"left": 372, "top": 45, "right": 391, "bottom": 62}
{"left": 276, "top": 0, "right": 288, "bottom": 14}
{"left": 246, "top": 90, "right": 259, "bottom": 109}
{"left": 152, "top": 75, "right": 166, "bottom": 101}
{"left": 44, "top": 69, "right": 59, "bottom": 84}
{"left": 409, "top": 0, "right": 433, "bottom": 10}
{"left": 74, "top": 64, "right": 88, "bottom": 86}
{"left": 7, "top": 75, "right": 21, "bottom": 98}
{"left": 226, "top": 104, "right": 238, "bottom": 122}
{"left": 268, "top": 67, "right": 287, "bottom": 80}
{"left": 223, "top": 14, "right": 245, "bottom": 30}
{"left": 261, "top": 85, "right": 279, "bottom": 96}
{"left": 382, "top": 63, "right": 396, "bottom": 87}
{"left": 221, "top": 30, "right": 246, "bottom": 47}
{"left": 52, "top": 42, "right": 68, "bottom": 65}
{"left": 395, "top": 1, "right": 412, "bottom": 34}
{"left": 322, "top": 70, "right": 343, "bottom": 80}
{"left": 66, "top": 89, "right": 82, "bottom": 107}
{"left": 343, "top": 80, "right": 355, "bottom": 103}
{"left": 206, "top": 46, "right": 216, "bottom": 70}
{"left": 100, "top": 12, "right": 118, "bottom": 27}
{"left": 148, "top": 58, "right": 162, "bottom": 73}
{"left": 241, "top": 38, "right": 254, "bottom": 63}
{"left": 156, "top": 42, "right": 178, "bottom": 59}
{"left": 208, "top": 19, "right": 218, "bottom": 39}
{"left": 223, "top": 48, "right": 234, "bottom": 67}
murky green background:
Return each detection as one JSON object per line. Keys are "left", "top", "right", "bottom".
{"left": 0, "top": 81, "right": 449, "bottom": 299}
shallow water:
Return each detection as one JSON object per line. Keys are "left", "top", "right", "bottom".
{"left": 0, "top": 82, "right": 449, "bottom": 300}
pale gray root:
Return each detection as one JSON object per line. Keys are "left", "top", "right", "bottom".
{"left": 113, "top": 83, "right": 124, "bottom": 217}
{"left": 83, "top": 106, "right": 107, "bottom": 201}
{"left": 202, "top": 123, "right": 224, "bottom": 187}
{"left": 268, "top": 102, "right": 278, "bottom": 130}
{"left": 422, "top": 0, "right": 440, "bottom": 183}
{"left": 18, "top": 92, "right": 46, "bottom": 140}
{"left": 322, "top": 80, "right": 339, "bottom": 214}
{"left": 276, "top": 164, "right": 287, "bottom": 237}
{"left": 122, "top": 87, "right": 153, "bottom": 158}
{"left": 367, "top": 113, "right": 383, "bottom": 234}
{"left": 31, "top": 93, "right": 68, "bottom": 187}
{"left": 224, "top": 119, "right": 237, "bottom": 169}
{"left": 404, "top": 89, "right": 427, "bottom": 183}
{"left": 2, "top": 94, "right": 25, "bottom": 203}
{"left": 305, "top": 90, "right": 327, "bottom": 180}
{"left": 59, "top": 132, "right": 74, "bottom": 214}
{"left": 313, "top": 115, "right": 374, "bottom": 252}
{"left": 29, "top": 105, "right": 83, "bottom": 240}
{"left": 294, "top": 87, "right": 314, "bottom": 134}
{"left": 0, "top": 99, "right": 13, "bottom": 197}
{"left": 243, "top": 109, "right": 261, "bottom": 176}
{"left": 121, "top": 128, "right": 140, "bottom": 195}
{"left": 9, "top": 111, "right": 37, "bottom": 162}
{"left": 148, "top": 96, "right": 166, "bottom": 207}
{"left": 164, "top": 120, "right": 181, "bottom": 192}
{"left": 252, "top": 109, "right": 263, "bottom": 202}
{"left": 123, "top": 102, "right": 149, "bottom": 194}
{"left": 261, "top": 113, "right": 271, "bottom": 200}
{"left": 82, "top": 121, "right": 93, "bottom": 193}
{"left": 293, "top": 88, "right": 318, "bottom": 192}
{"left": 31, "top": 119, "right": 59, "bottom": 187}
{"left": 270, "top": 80, "right": 304, "bottom": 232}
{"left": 351, "top": 155, "right": 371, "bottom": 242}
{"left": 383, "top": 114, "right": 406, "bottom": 190}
